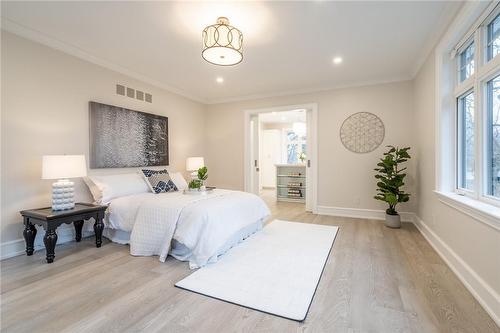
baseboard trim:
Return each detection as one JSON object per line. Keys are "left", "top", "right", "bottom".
{"left": 1, "top": 225, "right": 94, "bottom": 260}
{"left": 316, "top": 206, "right": 415, "bottom": 222}
{"left": 2, "top": 208, "right": 498, "bottom": 325}
{"left": 315, "top": 205, "right": 499, "bottom": 325}
{"left": 413, "top": 215, "right": 500, "bottom": 326}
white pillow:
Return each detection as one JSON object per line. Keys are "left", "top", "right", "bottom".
{"left": 82, "top": 177, "right": 103, "bottom": 203}
{"left": 170, "top": 172, "right": 188, "bottom": 190}
{"left": 84, "top": 173, "right": 150, "bottom": 204}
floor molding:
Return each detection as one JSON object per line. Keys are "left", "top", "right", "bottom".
{"left": 316, "top": 205, "right": 499, "bottom": 325}
{"left": 2, "top": 205, "right": 498, "bottom": 325}
{"left": 413, "top": 215, "right": 500, "bottom": 326}
{"left": 1, "top": 225, "right": 94, "bottom": 260}
{"left": 316, "top": 205, "right": 415, "bottom": 222}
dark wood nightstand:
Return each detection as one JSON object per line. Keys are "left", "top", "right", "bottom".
{"left": 20, "top": 203, "right": 107, "bottom": 263}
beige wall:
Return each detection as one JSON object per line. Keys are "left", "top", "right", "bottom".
{"left": 205, "top": 81, "right": 417, "bottom": 212}
{"left": 1, "top": 32, "right": 206, "bottom": 244}
{"left": 1, "top": 23, "right": 498, "bottom": 323}
{"left": 413, "top": 52, "right": 500, "bottom": 315}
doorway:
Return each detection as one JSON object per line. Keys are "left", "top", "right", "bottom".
{"left": 244, "top": 103, "right": 318, "bottom": 213}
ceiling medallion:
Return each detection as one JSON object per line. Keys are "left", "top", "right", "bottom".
{"left": 202, "top": 17, "right": 243, "bottom": 66}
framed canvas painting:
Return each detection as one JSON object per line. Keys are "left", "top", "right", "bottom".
{"left": 89, "top": 101, "right": 169, "bottom": 168}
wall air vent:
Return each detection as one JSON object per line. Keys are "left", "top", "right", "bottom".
{"left": 136, "top": 90, "right": 144, "bottom": 101}
{"left": 116, "top": 84, "right": 152, "bottom": 104}
{"left": 116, "top": 84, "right": 125, "bottom": 96}
{"left": 126, "top": 87, "right": 135, "bottom": 98}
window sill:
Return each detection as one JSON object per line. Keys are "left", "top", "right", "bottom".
{"left": 434, "top": 191, "right": 500, "bottom": 231}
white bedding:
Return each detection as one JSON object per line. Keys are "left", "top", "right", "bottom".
{"left": 105, "top": 189, "right": 270, "bottom": 268}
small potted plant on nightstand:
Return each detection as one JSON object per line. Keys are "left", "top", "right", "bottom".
{"left": 197, "top": 166, "right": 208, "bottom": 190}
{"left": 187, "top": 167, "right": 209, "bottom": 192}
{"left": 188, "top": 179, "right": 202, "bottom": 191}
{"left": 374, "top": 145, "right": 411, "bottom": 228}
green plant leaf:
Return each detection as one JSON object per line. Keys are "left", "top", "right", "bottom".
{"left": 197, "top": 166, "right": 208, "bottom": 181}
{"left": 374, "top": 145, "right": 411, "bottom": 211}
{"left": 188, "top": 179, "right": 202, "bottom": 189}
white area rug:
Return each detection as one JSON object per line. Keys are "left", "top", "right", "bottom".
{"left": 175, "top": 220, "right": 339, "bottom": 321}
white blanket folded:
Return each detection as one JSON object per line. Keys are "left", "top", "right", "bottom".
{"left": 128, "top": 190, "right": 270, "bottom": 268}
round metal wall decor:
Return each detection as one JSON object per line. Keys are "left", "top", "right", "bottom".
{"left": 340, "top": 112, "right": 385, "bottom": 153}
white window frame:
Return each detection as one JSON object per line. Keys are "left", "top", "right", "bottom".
{"left": 482, "top": 71, "right": 500, "bottom": 206}
{"left": 456, "top": 89, "right": 475, "bottom": 195}
{"left": 485, "top": 8, "right": 500, "bottom": 62}
{"left": 435, "top": 1, "right": 500, "bottom": 231}
{"left": 452, "top": 3, "right": 500, "bottom": 208}
{"left": 457, "top": 39, "right": 475, "bottom": 83}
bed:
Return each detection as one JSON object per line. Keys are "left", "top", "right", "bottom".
{"left": 84, "top": 172, "right": 270, "bottom": 269}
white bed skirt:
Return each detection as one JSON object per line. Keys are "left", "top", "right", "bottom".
{"left": 102, "top": 219, "right": 263, "bottom": 266}
{"left": 103, "top": 228, "right": 131, "bottom": 245}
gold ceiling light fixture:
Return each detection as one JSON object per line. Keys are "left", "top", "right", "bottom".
{"left": 202, "top": 17, "right": 243, "bottom": 66}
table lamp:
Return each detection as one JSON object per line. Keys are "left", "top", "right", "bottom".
{"left": 42, "top": 155, "right": 87, "bottom": 211}
{"left": 186, "top": 157, "right": 204, "bottom": 179}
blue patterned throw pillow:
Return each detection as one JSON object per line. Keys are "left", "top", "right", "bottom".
{"left": 141, "top": 169, "right": 178, "bottom": 194}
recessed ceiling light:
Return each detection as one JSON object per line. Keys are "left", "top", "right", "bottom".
{"left": 333, "top": 57, "right": 343, "bottom": 64}
{"left": 216, "top": 77, "right": 224, "bottom": 83}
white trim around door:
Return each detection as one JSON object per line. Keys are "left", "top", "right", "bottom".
{"left": 243, "top": 103, "right": 318, "bottom": 213}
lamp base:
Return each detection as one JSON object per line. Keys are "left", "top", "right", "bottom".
{"left": 51, "top": 179, "right": 75, "bottom": 211}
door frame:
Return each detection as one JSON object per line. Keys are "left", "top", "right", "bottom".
{"left": 243, "top": 103, "right": 318, "bottom": 213}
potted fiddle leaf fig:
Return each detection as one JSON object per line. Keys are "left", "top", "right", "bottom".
{"left": 374, "top": 146, "right": 411, "bottom": 228}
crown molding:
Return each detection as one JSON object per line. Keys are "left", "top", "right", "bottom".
{"left": 1, "top": 18, "right": 208, "bottom": 104}
{"left": 2, "top": 16, "right": 435, "bottom": 106}
{"left": 410, "top": 2, "right": 464, "bottom": 78}
{"left": 205, "top": 76, "right": 413, "bottom": 105}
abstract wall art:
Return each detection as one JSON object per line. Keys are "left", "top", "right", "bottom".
{"left": 89, "top": 101, "right": 168, "bottom": 168}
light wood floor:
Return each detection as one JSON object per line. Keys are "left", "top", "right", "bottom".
{"left": 1, "top": 191, "right": 498, "bottom": 333}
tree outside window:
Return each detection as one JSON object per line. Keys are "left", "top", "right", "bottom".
{"left": 284, "top": 127, "right": 306, "bottom": 164}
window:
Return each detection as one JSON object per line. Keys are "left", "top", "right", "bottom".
{"left": 435, "top": 3, "right": 500, "bottom": 228}
{"left": 457, "top": 91, "right": 475, "bottom": 191}
{"left": 283, "top": 126, "right": 306, "bottom": 164}
{"left": 459, "top": 42, "right": 474, "bottom": 82}
{"left": 451, "top": 4, "right": 500, "bottom": 207}
{"left": 486, "top": 75, "right": 500, "bottom": 198}
{"left": 286, "top": 130, "right": 299, "bottom": 164}
{"left": 487, "top": 13, "right": 500, "bottom": 61}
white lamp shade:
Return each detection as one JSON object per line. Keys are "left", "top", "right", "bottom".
{"left": 186, "top": 157, "right": 204, "bottom": 171}
{"left": 202, "top": 17, "right": 243, "bottom": 66}
{"left": 42, "top": 155, "right": 87, "bottom": 179}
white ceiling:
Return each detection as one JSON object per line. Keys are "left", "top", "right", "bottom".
{"left": 1, "top": 1, "right": 462, "bottom": 104}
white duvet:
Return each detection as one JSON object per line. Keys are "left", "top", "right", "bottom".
{"left": 105, "top": 189, "right": 270, "bottom": 268}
